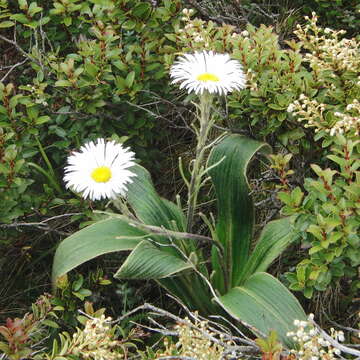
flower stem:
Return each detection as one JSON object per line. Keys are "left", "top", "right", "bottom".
{"left": 186, "top": 92, "right": 214, "bottom": 234}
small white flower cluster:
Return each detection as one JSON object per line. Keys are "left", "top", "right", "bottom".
{"left": 158, "top": 316, "right": 234, "bottom": 360}
{"left": 332, "top": 99, "right": 360, "bottom": 136}
{"left": 232, "top": 30, "right": 249, "bottom": 38}
{"left": 70, "top": 314, "right": 122, "bottom": 360}
{"left": 177, "top": 15, "right": 211, "bottom": 48}
{"left": 247, "top": 68, "right": 258, "bottom": 92}
{"left": 288, "top": 95, "right": 360, "bottom": 136}
{"left": 181, "top": 7, "right": 195, "bottom": 19}
{"left": 294, "top": 13, "right": 359, "bottom": 74}
{"left": 175, "top": 319, "right": 225, "bottom": 360}
{"left": 287, "top": 95, "right": 326, "bottom": 133}
{"left": 287, "top": 314, "right": 344, "bottom": 360}
{"left": 177, "top": 11, "right": 249, "bottom": 51}
{"left": 24, "top": 83, "right": 49, "bottom": 106}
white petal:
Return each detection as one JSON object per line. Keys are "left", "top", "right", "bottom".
{"left": 170, "top": 50, "right": 246, "bottom": 95}
{"left": 64, "top": 138, "right": 136, "bottom": 201}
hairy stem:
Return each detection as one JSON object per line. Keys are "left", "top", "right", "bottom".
{"left": 186, "top": 92, "right": 214, "bottom": 234}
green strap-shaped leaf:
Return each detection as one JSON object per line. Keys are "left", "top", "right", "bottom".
{"left": 52, "top": 218, "right": 147, "bottom": 284}
{"left": 127, "top": 165, "right": 186, "bottom": 231}
{"left": 239, "top": 217, "right": 297, "bottom": 283}
{"left": 114, "top": 240, "right": 192, "bottom": 280}
{"left": 217, "top": 272, "right": 306, "bottom": 347}
{"left": 208, "top": 135, "right": 271, "bottom": 289}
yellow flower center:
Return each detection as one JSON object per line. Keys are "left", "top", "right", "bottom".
{"left": 197, "top": 73, "right": 220, "bottom": 82}
{"left": 91, "top": 166, "right": 112, "bottom": 183}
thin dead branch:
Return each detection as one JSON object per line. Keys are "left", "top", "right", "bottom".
{"left": 0, "top": 58, "right": 28, "bottom": 82}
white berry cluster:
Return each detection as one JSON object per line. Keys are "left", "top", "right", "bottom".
{"left": 287, "top": 314, "right": 344, "bottom": 360}
{"left": 70, "top": 315, "right": 123, "bottom": 360}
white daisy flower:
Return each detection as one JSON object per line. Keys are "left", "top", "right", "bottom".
{"left": 170, "top": 50, "right": 246, "bottom": 95}
{"left": 64, "top": 138, "right": 136, "bottom": 201}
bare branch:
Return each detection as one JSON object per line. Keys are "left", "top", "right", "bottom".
{"left": 0, "top": 58, "right": 28, "bottom": 82}
{"left": 95, "top": 211, "right": 220, "bottom": 248}
{"left": 327, "top": 318, "right": 360, "bottom": 335}
{"left": 310, "top": 319, "right": 360, "bottom": 357}
{"left": 212, "top": 124, "right": 248, "bottom": 134}
{"left": 129, "top": 320, "right": 177, "bottom": 337}
{"left": 183, "top": 0, "right": 244, "bottom": 28}
{"left": 0, "top": 212, "right": 83, "bottom": 236}
{"left": 116, "top": 302, "right": 258, "bottom": 358}
{"left": 0, "top": 34, "right": 41, "bottom": 67}
{"left": 167, "top": 294, "right": 255, "bottom": 347}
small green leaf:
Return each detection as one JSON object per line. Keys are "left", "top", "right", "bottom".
{"left": 278, "top": 191, "right": 292, "bottom": 206}
{"left": 28, "top": 2, "right": 42, "bottom": 16}
{"left": 268, "top": 103, "right": 285, "bottom": 110}
{"left": 27, "top": 105, "right": 39, "bottom": 120}
{"left": 291, "top": 187, "right": 304, "bottom": 207}
{"left": 307, "top": 224, "right": 325, "bottom": 241}
{"left": 328, "top": 232, "right": 342, "bottom": 244}
{"left": 0, "top": 21, "right": 15, "bottom": 28}
{"left": 125, "top": 71, "right": 135, "bottom": 87}
{"left": 296, "top": 264, "right": 307, "bottom": 283}
{"left": 115, "top": 76, "right": 126, "bottom": 91}
{"left": 77, "top": 288, "right": 92, "bottom": 297}
{"left": 10, "top": 13, "right": 30, "bottom": 24}
{"left": 309, "top": 245, "right": 323, "bottom": 255}
{"left": 309, "top": 270, "right": 320, "bottom": 280}
{"left": 289, "top": 282, "right": 304, "bottom": 291}
{"left": 72, "top": 275, "right": 84, "bottom": 291}
{"left": 72, "top": 291, "right": 85, "bottom": 300}
{"left": 112, "top": 60, "right": 127, "bottom": 71}
{"left": 327, "top": 154, "right": 346, "bottom": 167}
{"left": 122, "top": 19, "right": 136, "bottom": 30}
{"left": 35, "top": 115, "right": 50, "bottom": 125}
{"left": 9, "top": 94, "right": 23, "bottom": 108}
{"left": 55, "top": 79, "right": 72, "bottom": 87}
{"left": 42, "top": 319, "right": 59, "bottom": 328}
{"left": 132, "top": 2, "right": 150, "bottom": 17}
{"left": 63, "top": 16, "right": 72, "bottom": 26}
{"left": 346, "top": 247, "right": 360, "bottom": 266}
{"left": 84, "top": 62, "right": 99, "bottom": 77}
{"left": 99, "top": 278, "right": 111, "bottom": 285}
{"left": 73, "top": 67, "right": 84, "bottom": 77}
{"left": 303, "top": 287, "right": 313, "bottom": 299}
{"left": 164, "top": 33, "right": 177, "bottom": 42}
{"left": 18, "top": 0, "right": 28, "bottom": 10}
{"left": 37, "top": 70, "right": 44, "bottom": 82}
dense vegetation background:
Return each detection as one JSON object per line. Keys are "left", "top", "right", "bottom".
{"left": 0, "top": 0, "right": 359, "bottom": 359}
